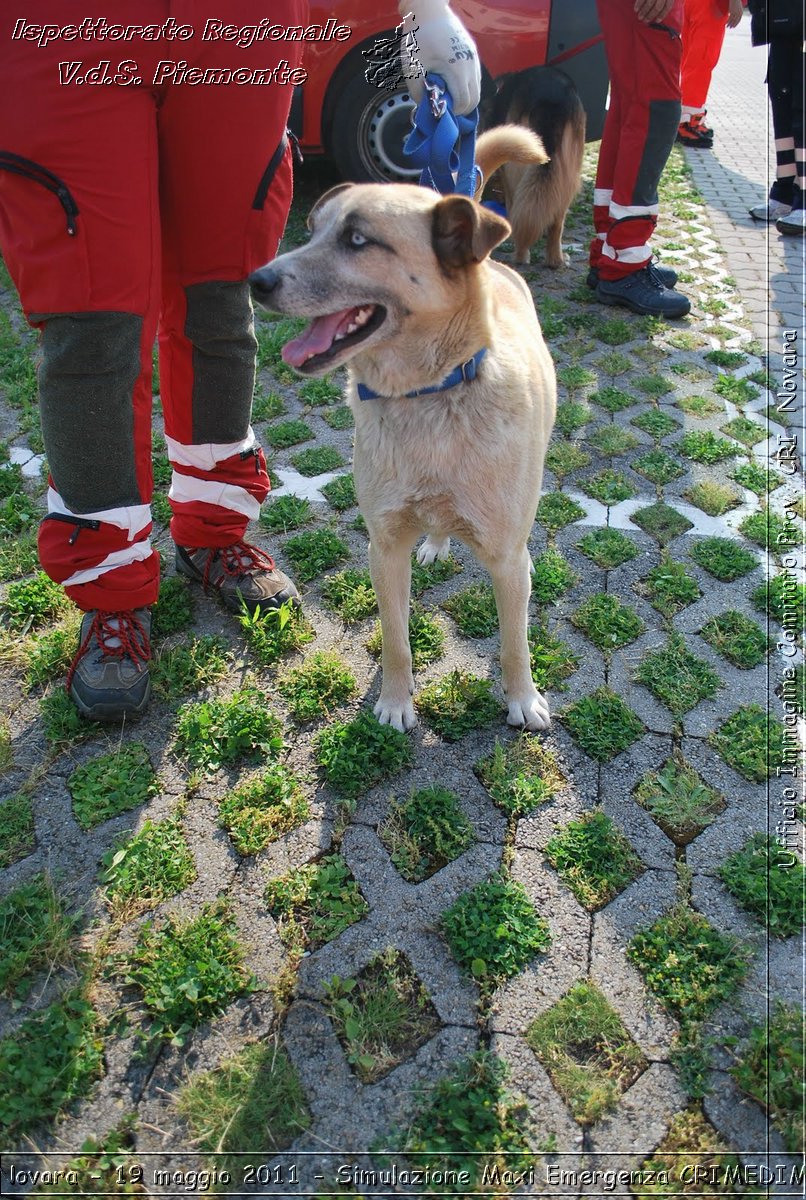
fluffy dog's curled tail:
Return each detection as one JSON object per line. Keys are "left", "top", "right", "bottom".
{"left": 474, "top": 126, "right": 549, "bottom": 199}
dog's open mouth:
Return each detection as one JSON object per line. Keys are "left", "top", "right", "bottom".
{"left": 282, "top": 304, "right": 386, "bottom": 372}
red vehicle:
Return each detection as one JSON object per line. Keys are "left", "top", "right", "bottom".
{"left": 292, "top": 0, "right": 608, "bottom": 181}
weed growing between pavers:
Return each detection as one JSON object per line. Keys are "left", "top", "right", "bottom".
{"left": 0, "top": 531, "right": 38, "bottom": 582}
{"left": 740, "top": 509, "right": 802, "bottom": 555}
{"left": 177, "top": 1038, "right": 311, "bottom": 1173}
{"left": 0, "top": 988, "right": 103, "bottom": 1143}
{"left": 282, "top": 528, "right": 350, "bottom": 582}
{"left": 379, "top": 785, "right": 474, "bottom": 882}
{"left": 24, "top": 611, "right": 82, "bottom": 689}
{"left": 635, "top": 1105, "right": 742, "bottom": 1197}
{"left": 475, "top": 736, "right": 565, "bottom": 818}
{"left": 314, "top": 710, "right": 413, "bottom": 799}
{"left": 689, "top": 537, "right": 758, "bottom": 582}
{"left": 531, "top": 548, "right": 578, "bottom": 605}
{"left": 546, "top": 441, "right": 592, "bottom": 479}
{"left": 151, "top": 635, "right": 230, "bottom": 701}
{"left": 753, "top": 571, "right": 805, "bottom": 633}
{"left": 719, "top": 834, "right": 804, "bottom": 938}
{"left": 720, "top": 416, "right": 766, "bottom": 449}
{"left": 582, "top": 469, "right": 636, "bottom": 505}
{"left": 1, "top": 571, "right": 70, "bottom": 632}
{"left": 733, "top": 461, "right": 784, "bottom": 496}
{"left": 592, "top": 385, "right": 636, "bottom": 413}
{"left": 536, "top": 491, "right": 586, "bottom": 533}
{"left": 635, "top": 635, "right": 722, "bottom": 716}
{"left": 321, "top": 473, "right": 357, "bottom": 511}
{"left": 526, "top": 981, "right": 646, "bottom": 1125}
{"left": 631, "top": 502, "right": 693, "bottom": 546}
{"left": 676, "top": 394, "right": 723, "bottom": 418}
{"left": 238, "top": 599, "right": 315, "bottom": 665}
{"left": 631, "top": 409, "right": 681, "bottom": 441}
{"left": 588, "top": 427, "right": 640, "bottom": 457}
{"left": 0, "top": 874, "right": 77, "bottom": 1000}
{"left": 596, "top": 350, "right": 632, "bottom": 376}
{"left": 101, "top": 817, "right": 197, "bottom": 920}
{"left": 39, "top": 688, "right": 97, "bottom": 747}
{"left": 557, "top": 364, "right": 596, "bottom": 393}
{"left": 218, "top": 763, "right": 309, "bottom": 856}
{"left": 416, "top": 670, "right": 500, "bottom": 741}
{"left": 125, "top": 901, "right": 253, "bottom": 1045}
{"left": 442, "top": 582, "right": 498, "bottom": 638}
{"left": 174, "top": 689, "right": 283, "bottom": 772}
{"left": 572, "top": 593, "right": 644, "bottom": 653}
{"left": 322, "top": 404, "right": 354, "bottom": 430}
{"left": 320, "top": 567, "right": 377, "bottom": 623}
{"left": 324, "top": 948, "right": 441, "bottom": 1081}
{"left": 555, "top": 400, "right": 591, "bottom": 435}
{"left": 700, "top": 610, "right": 771, "bottom": 669}
{"left": 277, "top": 649, "right": 357, "bottom": 722}
{"left": 627, "top": 905, "right": 749, "bottom": 1022}
{"left": 265, "top": 418, "right": 313, "bottom": 449}
{"left": 367, "top": 602, "right": 446, "bottom": 669}
{"left": 577, "top": 528, "right": 639, "bottom": 568}
{"left": 0, "top": 790, "right": 35, "bottom": 866}
{"left": 410, "top": 554, "right": 463, "bottom": 596}
{"left": 684, "top": 480, "right": 741, "bottom": 517}
{"left": 678, "top": 431, "right": 738, "bottom": 466}
{"left": 713, "top": 374, "right": 759, "bottom": 406}
{"left": 528, "top": 622, "right": 580, "bottom": 690}
{"left": 634, "top": 756, "right": 724, "bottom": 845}
{"left": 731, "top": 1002, "right": 804, "bottom": 1153}
{"left": 264, "top": 854, "right": 368, "bottom": 954}
{"left": 394, "top": 1051, "right": 532, "bottom": 1194}
{"left": 708, "top": 704, "right": 792, "bottom": 783}
{"left": 68, "top": 743, "right": 158, "bottom": 829}
{"left": 545, "top": 811, "right": 643, "bottom": 910}
{"left": 151, "top": 576, "right": 194, "bottom": 638}
{"left": 633, "top": 449, "right": 686, "bottom": 486}
{"left": 251, "top": 387, "right": 285, "bottom": 422}
{"left": 290, "top": 446, "right": 345, "bottom": 476}
{"left": 442, "top": 873, "right": 551, "bottom": 986}
{"left": 299, "top": 375, "right": 342, "bottom": 407}
{"left": 704, "top": 349, "right": 747, "bottom": 369}
{"left": 260, "top": 493, "right": 313, "bottom": 534}
{"left": 561, "top": 688, "right": 644, "bottom": 762}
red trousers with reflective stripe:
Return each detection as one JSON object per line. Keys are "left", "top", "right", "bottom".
{"left": 0, "top": 1, "right": 305, "bottom": 611}
{"left": 590, "top": 0, "right": 683, "bottom": 279}
{"left": 681, "top": 0, "right": 729, "bottom": 114}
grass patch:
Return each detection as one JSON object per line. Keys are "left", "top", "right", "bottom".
{"left": 531, "top": 547, "right": 578, "bottom": 604}
{"left": 265, "top": 419, "right": 313, "bottom": 449}
{"left": 324, "top": 949, "right": 440, "bottom": 1082}
{"left": 631, "top": 409, "right": 680, "bottom": 441}
{"left": 265, "top": 854, "right": 368, "bottom": 954}
{"left": 636, "top": 1105, "right": 742, "bottom": 1197}
{"left": 740, "top": 509, "right": 801, "bottom": 554}
{"left": 314, "top": 709, "right": 413, "bottom": 799}
{"left": 0, "top": 531, "right": 39, "bottom": 581}
{"left": 277, "top": 649, "right": 357, "bottom": 722}
{"left": 591, "top": 385, "right": 636, "bottom": 413}
{"left": 572, "top": 593, "right": 643, "bottom": 652}
{"left": 719, "top": 834, "right": 804, "bottom": 938}
{"left": 634, "top": 756, "right": 724, "bottom": 845}
{"left": 700, "top": 610, "right": 770, "bottom": 669}
{"left": 704, "top": 349, "right": 747, "bottom": 368}
{"left": 635, "top": 634, "right": 721, "bottom": 716}
{"left": 290, "top": 446, "right": 344, "bottom": 476}
{"left": 442, "top": 582, "right": 498, "bottom": 638}
{"left": 733, "top": 461, "right": 783, "bottom": 495}
{"left": 260, "top": 494, "right": 313, "bottom": 534}
{"left": 713, "top": 374, "right": 759, "bottom": 405}
{"left": 555, "top": 401, "right": 591, "bottom": 435}
{"left": 546, "top": 441, "right": 591, "bottom": 479}
{"left": 320, "top": 568, "right": 377, "bottom": 623}
{"left": 721, "top": 416, "right": 766, "bottom": 448}
{"left": 151, "top": 635, "right": 229, "bottom": 700}
{"left": 556, "top": 364, "right": 596, "bottom": 392}
{"left": 0, "top": 791, "right": 35, "bottom": 867}
{"left": 174, "top": 689, "right": 283, "bottom": 772}
{"left": 678, "top": 431, "right": 737, "bottom": 465}
{"left": 299, "top": 375, "right": 342, "bottom": 406}
{"left": 588, "top": 427, "right": 639, "bottom": 457}
{"left": 731, "top": 1003, "right": 804, "bottom": 1153}
{"left": 322, "top": 405, "right": 354, "bottom": 430}
{"left": 631, "top": 502, "right": 693, "bottom": 545}
{"left": 416, "top": 669, "right": 500, "bottom": 741}
{"left": 577, "top": 527, "right": 639, "bottom": 568}
{"left": 40, "top": 688, "right": 100, "bottom": 747}
{"left": 1, "top": 571, "right": 69, "bottom": 633}
{"left": 238, "top": 598, "right": 315, "bottom": 665}
{"left": 68, "top": 743, "right": 158, "bottom": 830}
{"left": 0, "top": 874, "right": 76, "bottom": 1000}
{"left": 528, "top": 621, "right": 580, "bottom": 690}
{"left": 282, "top": 527, "right": 349, "bottom": 581}
{"left": 676, "top": 394, "right": 722, "bottom": 418}
{"left": 380, "top": 785, "right": 474, "bottom": 882}
{"left": 177, "top": 1038, "right": 311, "bottom": 1173}
{"left": 640, "top": 553, "right": 700, "bottom": 618}
{"left": 410, "top": 554, "right": 463, "bottom": 596}
{"left": 596, "top": 351, "right": 633, "bottom": 376}
{"left": 536, "top": 491, "right": 586, "bottom": 532}
{"left": 526, "top": 981, "right": 646, "bottom": 1125}
{"left": 219, "top": 763, "right": 309, "bottom": 856}
{"left": 251, "top": 387, "right": 285, "bottom": 421}
{"left": 627, "top": 905, "right": 749, "bottom": 1022}
{"left": 684, "top": 480, "right": 740, "bottom": 516}
{"left": 633, "top": 449, "right": 686, "bottom": 485}
{"left": 753, "top": 571, "right": 805, "bottom": 632}
{"left": 689, "top": 536, "right": 758, "bottom": 581}
{"left": 442, "top": 874, "right": 551, "bottom": 985}
{"left": 151, "top": 576, "right": 194, "bottom": 639}
{"left": 125, "top": 901, "right": 253, "bottom": 1045}
{"left": 561, "top": 688, "right": 644, "bottom": 761}
{"left": 320, "top": 473, "right": 357, "bottom": 511}
{"left": 102, "top": 817, "right": 197, "bottom": 920}
{"left": 24, "top": 611, "right": 82, "bottom": 689}
{"left": 546, "top": 811, "right": 643, "bottom": 910}
{"left": 582, "top": 469, "right": 635, "bottom": 505}
{"left": 709, "top": 704, "right": 792, "bottom": 782}
{"left": 474, "top": 736, "right": 565, "bottom": 818}
{"left": 367, "top": 602, "right": 446, "bottom": 669}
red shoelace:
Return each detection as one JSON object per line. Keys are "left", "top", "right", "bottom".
{"left": 199, "top": 540, "right": 277, "bottom": 592}
{"left": 66, "top": 610, "right": 151, "bottom": 691}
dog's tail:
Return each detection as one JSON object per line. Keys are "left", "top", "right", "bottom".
{"left": 474, "top": 125, "right": 549, "bottom": 198}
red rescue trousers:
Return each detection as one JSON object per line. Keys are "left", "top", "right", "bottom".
{"left": 0, "top": 1, "right": 306, "bottom": 611}
{"left": 590, "top": 0, "right": 683, "bottom": 280}
{"left": 680, "top": 0, "right": 729, "bottom": 118}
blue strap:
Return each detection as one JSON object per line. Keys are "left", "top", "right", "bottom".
{"left": 403, "top": 73, "right": 480, "bottom": 198}
{"left": 357, "top": 347, "right": 486, "bottom": 402}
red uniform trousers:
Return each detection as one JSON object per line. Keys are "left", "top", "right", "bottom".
{"left": 590, "top": 0, "right": 683, "bottom": 280}
{"left": 681, "top": 0, "right": 729, "bottom": 118}
{"left": 0, "top": 1, "right": 306, "bottom": 611}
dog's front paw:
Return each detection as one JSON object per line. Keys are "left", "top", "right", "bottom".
{"left": 507, "top": 689, "right": 551, "bottom": 732}
{"left": 545, "top": 252, "right": 570, "bottom": 270}
{"left": 374, "top": 694, "right": 418, "bottom": 733}
{"left": 416, "top": 536, "right": 451, "bottom": 566}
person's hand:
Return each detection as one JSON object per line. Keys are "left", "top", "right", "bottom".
{"left": 633, "top": 0, "right": 676, "bottom": 21}
{"left": 398, "top": 2, "right": 481, "bottom": 114}
{"left": 726, "top": 0, "right": 744, "bottom": 27}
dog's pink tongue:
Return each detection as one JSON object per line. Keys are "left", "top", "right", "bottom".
{"left": 282, "top": 309, "right": 354, "bottom": 367}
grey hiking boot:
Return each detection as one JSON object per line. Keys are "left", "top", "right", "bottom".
{"left": 595, "top": 265, "right": 691, "bottom": 319}
{"left": 175, "top": 540, "right": 300, "bottom": 613}
{"left": 67, "top": 608, "right": 152, "bottom": 721}
{"left": 587, "top": 260, "right": 678, "bottom": 290}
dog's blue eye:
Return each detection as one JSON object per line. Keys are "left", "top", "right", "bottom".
{"left": 349, "top": 230, "right": 368, "bottom": 247}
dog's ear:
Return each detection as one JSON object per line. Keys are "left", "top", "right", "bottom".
{"left": 432, "top": 195, "right": 511, "bottom": 268}
{"left": 307, "top": 182, "right": 356, "bottom": 229}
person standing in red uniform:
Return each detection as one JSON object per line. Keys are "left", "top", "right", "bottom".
{"left": 677, "top": 0, "right": 745, "bottom": 148}
{"left": 589, "top": 0, "right": 692, "bottom": 318}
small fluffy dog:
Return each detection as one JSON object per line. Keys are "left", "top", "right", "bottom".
{"left": 481, "top": 66, "right": 585, "bottom": 267}
{"left": 250, "top": 127, "right": 556, "bottom": 733}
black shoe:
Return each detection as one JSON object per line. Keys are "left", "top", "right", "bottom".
{"left": 175, "top": 540, "right": 300, "bottom": 613}
{"left": 587, "top": 261, "right": 678, "bottom": 290}
{"left": 676, "top": 117, "right": 713, "bottom": 148}
{"left": 776, "top": 206, "right": 806, "bottom": 236}
{"left": 595, "top": 266, "right": 691, "bottom": 319}
{"left": 67, "top": 608, "right": 152, "bottom": 721}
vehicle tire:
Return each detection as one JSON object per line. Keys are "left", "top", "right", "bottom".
{"left": 327, "top": 69, "right": 422, "bottom": 183}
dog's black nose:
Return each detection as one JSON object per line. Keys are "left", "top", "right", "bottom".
{"left": 248, "top": 266, "right": 281, "bottom": 304}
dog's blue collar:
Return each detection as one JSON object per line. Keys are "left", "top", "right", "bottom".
{"left": 356, "top": 347, "right": 487, "bottom": 402}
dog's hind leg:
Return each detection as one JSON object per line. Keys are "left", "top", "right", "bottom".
{"left": 544, "top": 215, "right": 569, "bottom": 270}
{"left": 416, "top": 535, "right": 451, "bottom": 566}
{"left": 369, "top": 532, "right": 419, "bottom": 732}
{"left": 482, "top": 542, "right": 550, "bottom": 731}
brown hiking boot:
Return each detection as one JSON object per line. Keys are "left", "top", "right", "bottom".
{"left": 175, "top": 540, "right": 300, "bottom": 613}
{"left": 67, "top": 608, "right": 152, "bottom": 721}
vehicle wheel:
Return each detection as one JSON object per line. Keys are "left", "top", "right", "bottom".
{"left": 327, "top": 71, "right": 422, "bottom": 183}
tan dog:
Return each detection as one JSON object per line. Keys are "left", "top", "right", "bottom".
{"left": 250, "top": 129, "right": 556, "bottom": 733}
